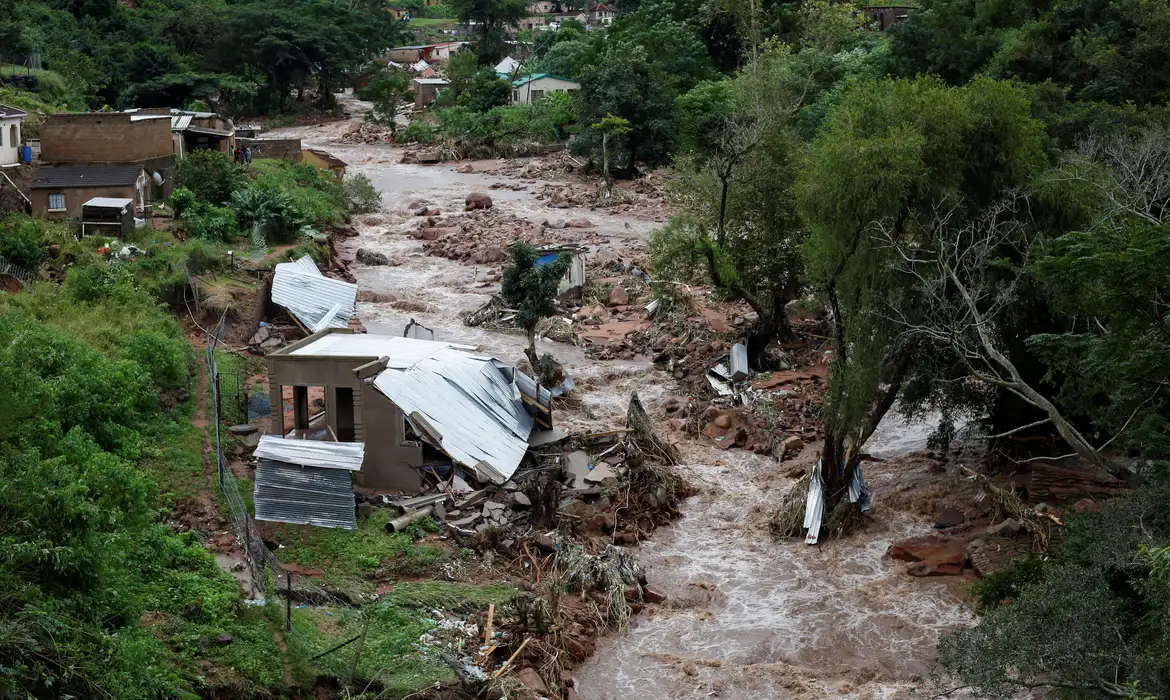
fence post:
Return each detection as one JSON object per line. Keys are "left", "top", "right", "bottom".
{"left": 286, "top": 572, "right": 293, "bottom": 632}
{"left": 347, "top": 621, "right": 369, "bottom": 685}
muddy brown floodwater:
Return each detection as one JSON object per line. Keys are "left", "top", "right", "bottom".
{"left": 269, "top": 105, "right": 978, "bottom": 700}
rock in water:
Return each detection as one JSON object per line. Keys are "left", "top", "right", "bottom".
{"left": 465, "top": 192, "right": 493, "bottom": 210}
{"left": 355, "top": 248, "right": 389, "bottom": 266}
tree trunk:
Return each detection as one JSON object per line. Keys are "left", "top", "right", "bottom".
{"left": 716, "top": 173, "right": 730, "bottom": 249}
{"left": 525, "top": 327, "right": 538, "bottom": 369}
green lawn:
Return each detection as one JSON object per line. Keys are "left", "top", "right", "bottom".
{"left": 408, "top": 17, "right": 456, "bottom": 26}
{"left": 283, "top": 581, "right": 519, "bottom": 696}
{"left": 267, "top": 509, "right": 457, "bottom": 591}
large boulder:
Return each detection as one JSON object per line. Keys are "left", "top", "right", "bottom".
{"left": 465, "top": 192, "right": 493, "bottom": 211}
{"left": 355, "top": 248, "right": 389, "bottom": 266}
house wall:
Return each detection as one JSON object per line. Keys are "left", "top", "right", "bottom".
{"left": 302, "top": 150, "right": 346, "bottom": 178}
{"left": 387, "top": 47, "right": 427, "bottom": 62}
{"left": 30, "top": 184, "right": 138, "bottom": 221}
{"left": 267, "top": 355, "right": 425, "bottom": 492}
{"left": 0, "top": 116, "right": 21, "bottom": 165}
{"left": 41, "top": 114, "right": 172, "bottom": 163}
{"left": 414, "top": 83, "right": 445, "bottom": 109}
{"left": 236, "top": 138, "right": 303, "bottom": 163}
{"left": 513, "top": 76, "right": 580, "bottom": 104}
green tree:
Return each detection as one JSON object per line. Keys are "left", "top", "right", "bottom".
{"left": 359, "top": 63, "right": 411, "bottom": 125}
{"left": 463, "top": 70, "right": 512, "bottom": 112}
{"left": 174, "top": 150, "right": 247, "bottom": 207}
{"left": 500, "top": 242, "right": 570, "bottom": 367}
{"left": 796, "top": 75, "right": 1047, "bottom": 516}
{"left": 449, "top": 0, "right": 528, "bottom": 64}
{"left": 592, "top": 113, "right": 630, "bottom": 186}
{"left": 577, "top": 44, "right": 680, "bottom": 170}
{"left": 1027, "top": 128, "right": 1170, "bottom": 460}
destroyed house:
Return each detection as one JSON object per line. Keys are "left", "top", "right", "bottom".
{"left": 266, "top": 328, "right": 552, "bottom": 493}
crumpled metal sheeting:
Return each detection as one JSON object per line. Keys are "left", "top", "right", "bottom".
{"left": 372, "top": 348, "right": 534, "bottom": 485}
{"left": 271, "top": 255, "right": 357, "bottom": 330}
{"left": 254, "top": 459, "right": 357, "bottom": 530}
{"left": 254, "top": 435, "right": 365, "bottom": 470}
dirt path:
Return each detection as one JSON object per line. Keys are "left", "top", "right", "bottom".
{"left": 266, "top": 101, "right": 978, "bottom": 700}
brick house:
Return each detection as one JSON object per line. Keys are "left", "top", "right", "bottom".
{"left": 40, "top": 112, "right": 176, "bottom": 205}
{"left": 28, "top": 163, "right": 148, "bottom": 223}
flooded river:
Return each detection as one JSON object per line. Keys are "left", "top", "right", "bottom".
{"left": 272, "top": 114, "right": 977, "bottom": 699}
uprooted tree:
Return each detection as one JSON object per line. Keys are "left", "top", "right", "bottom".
{"left": 778, "top": 75, "right": 1049, "bottom": 535}
{"left": 876, "top": 193, "right": 1119, "bottom": 475}
{"left": 501, "top": 242, "right": 571, "bottom": 376}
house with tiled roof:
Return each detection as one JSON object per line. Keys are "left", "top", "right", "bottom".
{"left": 29, "top": 163, "right": 148, "bottom": 222}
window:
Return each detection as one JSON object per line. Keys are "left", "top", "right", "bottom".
{"left": 8, "top": 125, "right": 14, "bottom": 146}
{"left": 530, "top": 89, "right": 545, "bottom": 102}
{"left": 48, "top": 193, "right": 66, "bottom": 211}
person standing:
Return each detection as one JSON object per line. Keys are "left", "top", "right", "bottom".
{"left": 244, "top": 146, "right": 252, "bottom": 164}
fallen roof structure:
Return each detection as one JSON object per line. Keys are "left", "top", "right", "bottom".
{"left": 253, "top": 436, "right": 364, "bottom": 529}
{"left": 271, "top": 255, "right": 357, "bottom": 331}
{"left": 369, "top": 345, "right": 544, "bottom": 485}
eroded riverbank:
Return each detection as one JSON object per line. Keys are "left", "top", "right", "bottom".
{"left": 268, "top": 113, "right": 981, "bottom": 699}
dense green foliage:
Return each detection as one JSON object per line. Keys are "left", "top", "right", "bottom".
{"left": 0, "top": 236, "right": 284, "bottom": 697}
{"left": 0, "top": 0, "right": 403, "bottom": 113}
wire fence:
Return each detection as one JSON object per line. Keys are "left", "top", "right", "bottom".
{"left": 0, "top": 254, "right": 36, "bottom": 287}
{"left": 204, "top": 318, "right": 352, "bottom": 609}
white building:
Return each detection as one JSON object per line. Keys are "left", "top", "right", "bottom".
{"left": 511, "top": 74, "right": 581, "bottom": 105}
{"left": 0, "top": 104, "right": 27, "bottom": 166}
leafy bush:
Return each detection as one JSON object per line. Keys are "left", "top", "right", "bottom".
{"left": 167, "top": 187, "right": 197, "bottom": 217}
{"left": 937, "top": 469, "right": 1170, "bottom": 697}
{"left": 399, "top": 120, "right": 437, "bottom": 143}
{"left": 342, "top": 173, "right": 382, "bottom": 214}
{"left": 0, "top": 215, "right": 49, "bottom": 269}
{"left": 248, "top": 161, "right": 345, "bottom": 233}
{"left": 175, "top": 150, "right": 248, "bottom": 206}
{"left": 124, "top": 330, "right": 192, "bottom": 393}
{"left": 231, "top": 186, "right": 307, "bottom": 244}
{"left": 179, "top": 204, "right": 238, "bottom": 242}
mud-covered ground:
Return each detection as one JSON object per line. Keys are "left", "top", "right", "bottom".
{"left": 267, "top": 103, "right": 982, "bottom": 700}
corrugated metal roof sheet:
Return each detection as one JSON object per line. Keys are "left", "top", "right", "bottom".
{"left": 288, "top": 333, "right": 473, "bottom": 359}
{"left": 271, "top": 255, "right": 357, "bottom": 330}
{"left": 83, "top": 197, "right": 134, "bottom": 208}
{"left": 371, "top": 348, "right": 534, "bottom": 484}
{"left": 171, "top": 114, "right": 193, "bottom": 131}
{"left": 254, "top": 460, "right": 357, "bottom": 529}
{"left": 254, "top": 436, "right": 365, "bottom": 471}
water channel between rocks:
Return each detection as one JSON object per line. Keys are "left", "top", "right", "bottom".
{"left": 273, "top": 123, "right": 978, "bottom": 700}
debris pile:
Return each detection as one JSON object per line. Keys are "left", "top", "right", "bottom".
{"left": 339, "top": 121, "right": 394, "bottom": 144}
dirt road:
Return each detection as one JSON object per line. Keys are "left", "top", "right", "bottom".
{"left": 268, "top": 108, "right": 977, "bottom": 699}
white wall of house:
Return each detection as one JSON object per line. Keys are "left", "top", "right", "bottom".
{"left": 0, "top": 116, "right": 22, "bottom": 166}
{"left": 512, "top": 76, "right": 581, "bottom": 105}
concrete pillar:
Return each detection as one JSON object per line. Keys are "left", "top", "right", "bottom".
{"left": 270, "top": 384, "right": 284, "bottom": 436}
